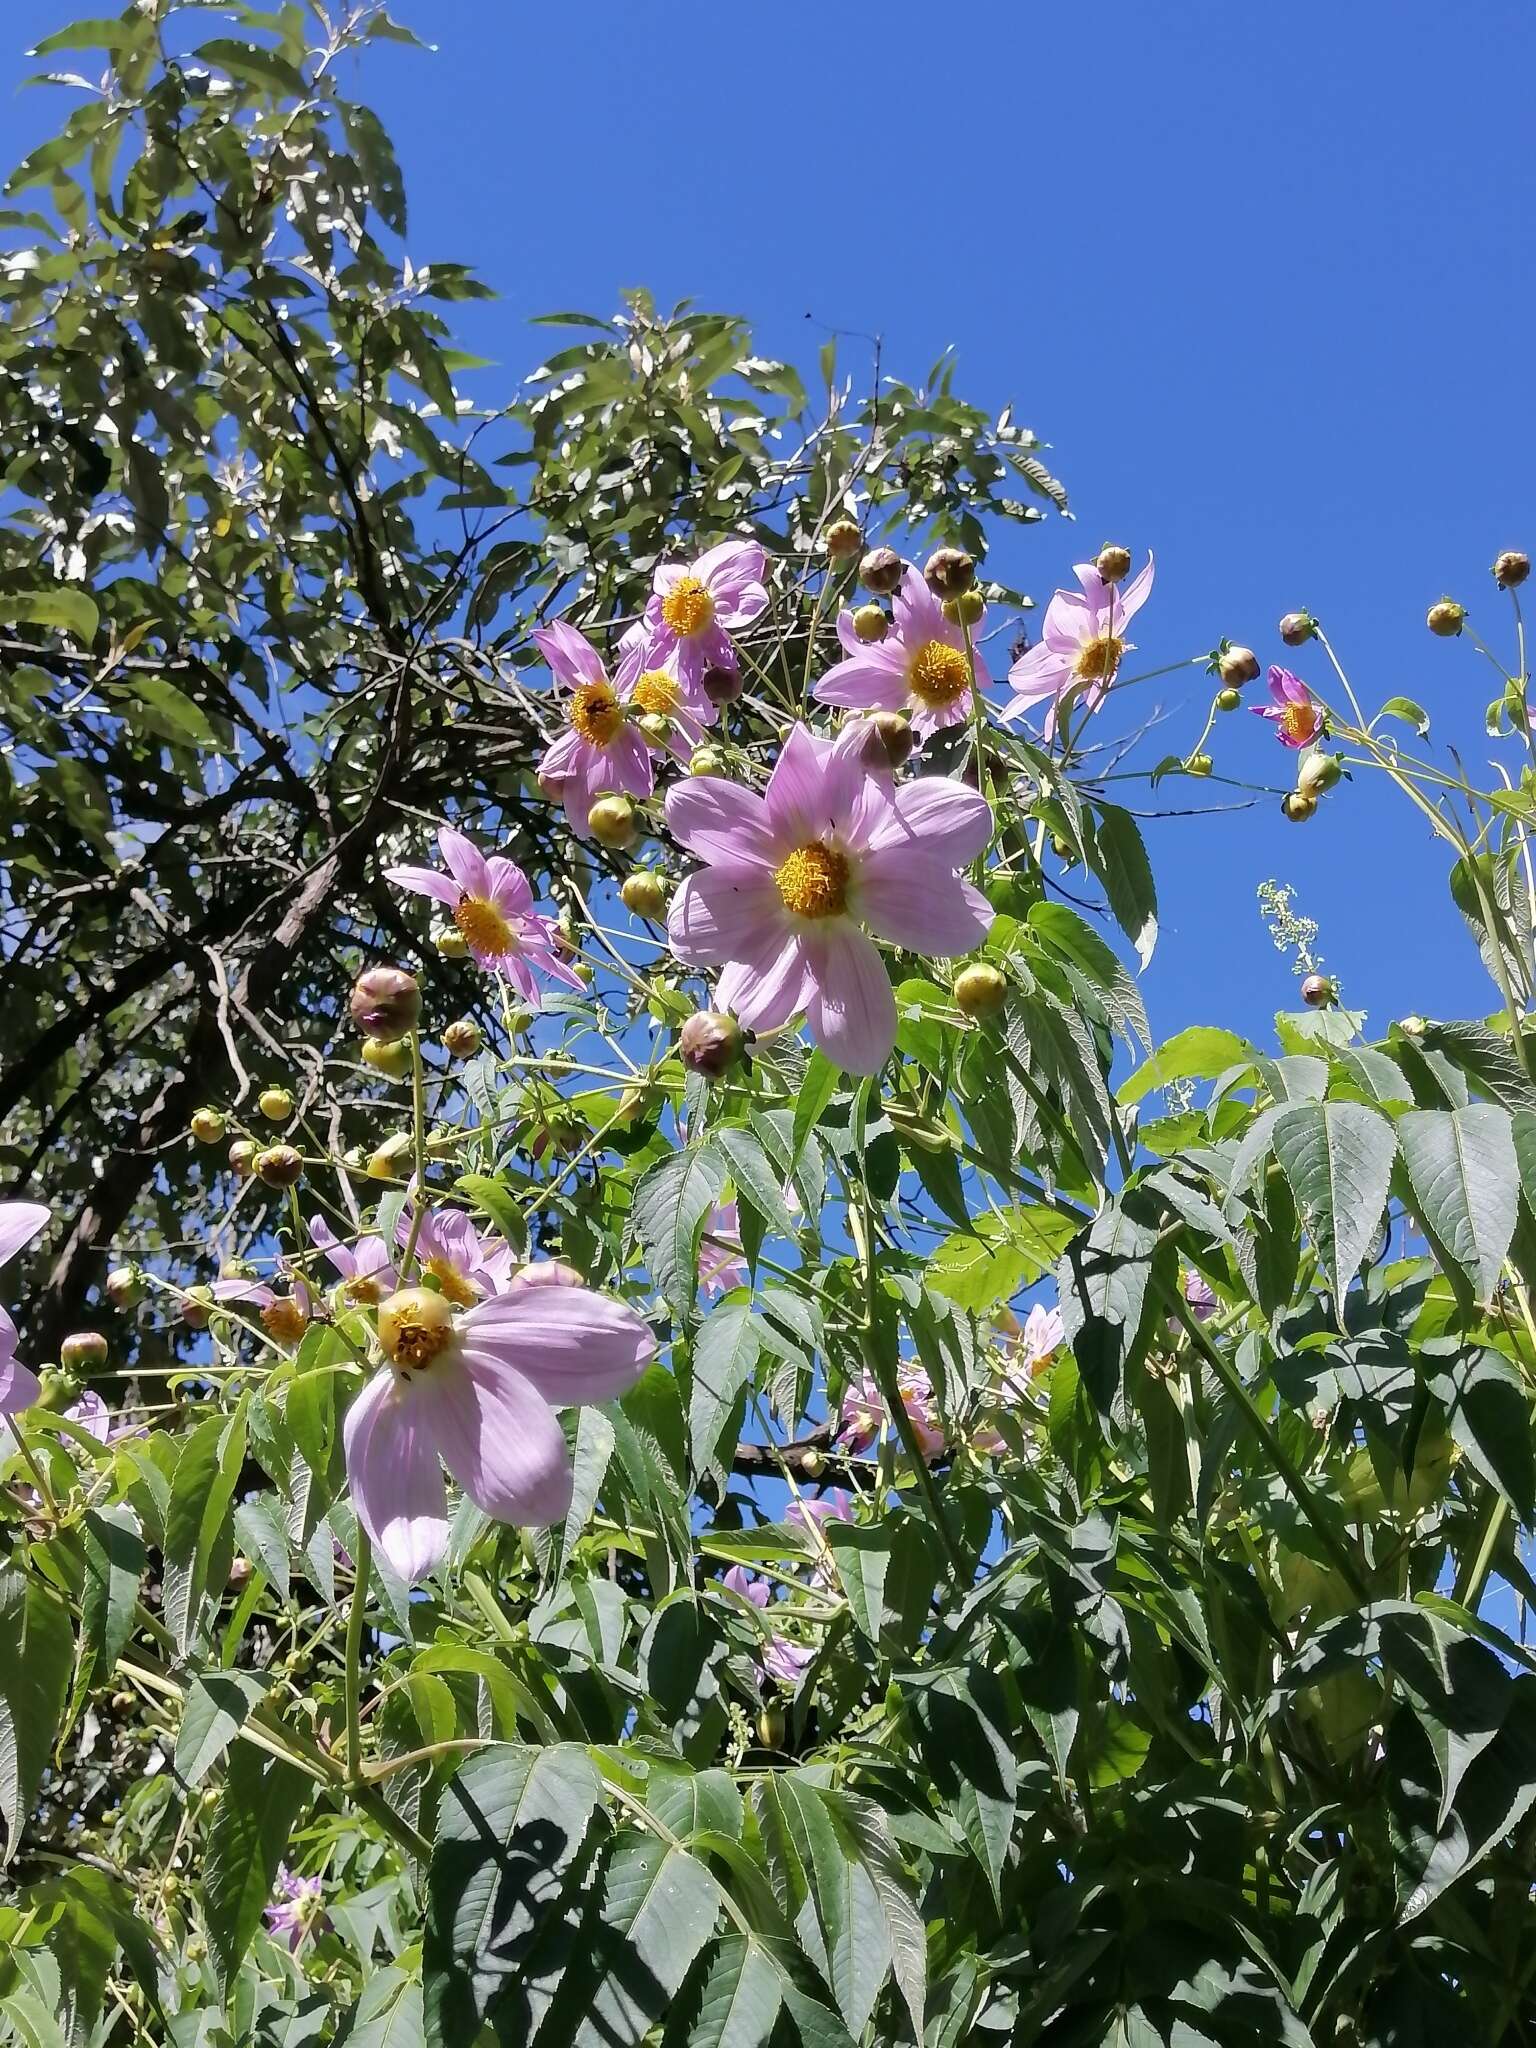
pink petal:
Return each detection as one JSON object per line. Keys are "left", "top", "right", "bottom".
{"left": 857, "top": 858, "right": 992, "bottom": 954}
{"left": 812, "top": 648, "right": 909, "bottom": 712}
{"left": 486, "top": 858, "right": 534, "bottom": 915}
{"left": 891, "top": 567, "right": 944, "bottom": 644}
{"left": 457, "top": 1285, "right": 655, "bottom": 1404}
{"left": 664, "top": 779, "right": 779, "bottom": 868}
{"left": 866, "top": 776, "right": 993, "bottom": 865}
{"left": 531, "top": 622, "right": 605, "bottom": 689}
{"left": 419, "top": 1354, "right": 572, "bottom": 1529}
{"left": 0, "top": 1202, "right": 49, "bottom": 1270}
{"left": 716, "top": 935, "right": 811, "bottom": 1032}
{"left": 343, "top": 1369, "right": 450, "bottom": 1583}
{"left": 668, "top": 867, "right": 788, "bottom": 968}
{"left": 1113, "top": 553, "right": 1155, "bottom": 625}
{"left": 539, "top": 728, "right": 587, "bottom": 778}
{"left": 385, "top": 864, "right": 460, "bottom": 908}
{"left": 0, "top": 1354, "right": 41, "bottom": 1417}
{"left": 764, "top": 722, "right": 868, "bottom": 847}
{"left": 438, "top": 827, "right": 490, "bottom": 899}
{"left": 799, "top": 925, "right": 897, "bottom": 1075}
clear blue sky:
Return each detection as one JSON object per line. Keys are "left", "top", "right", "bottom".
{"left": 10, "top": 0, "right": 1536, "bottom": 1049}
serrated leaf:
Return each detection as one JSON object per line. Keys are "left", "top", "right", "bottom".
{"left": 688, "top": 1299, "right": 759, "bottom": 1470}
{"left": 174, "top": 1671, "right": 267, "bottom": 1786}
{"left": 0, "top": 1569, "right": 73, "bottom": 1858}
{"left": 1088, "top": 802, "right": 1158, "bottom": 969}
{"left": 202, "top": 1744, "right": 307, "bottom": 1986}
{"left": 1117, "top": 1026, "right": 1255, "bottom": 1105}
{"left": 630, "top": 1144, "right": 726, "bottom": 1316}
{"left": 1397, "top": 1105, "right": 1518, "bottom": 1301}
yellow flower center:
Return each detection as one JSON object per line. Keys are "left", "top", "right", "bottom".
{"left": 453, "top": 894, "right": 515, "bottom": 956}
{"left": 377, "top": 1287, "right": 456, "bottom": 1374}
{"left": 632, "top": 670, "right": 681, "bottom": 716}
{"left": 908, "top": 639, "right": 971, "bottom": 707}
{"left": 342, "top": 1272, "right": 386, "bottom": 1307}
{"left": 1280, "top": 700, "right": 1317, "bottom": 744}
{"left": 261, "top": 1298, "right": 309, "bottom": 1345}
{"left": 570, "top": 680, "right": 623, "bottom": 747}
{"left": 775, "top": 842, "right": 849, "bottom": 920}
{"left": 661, "top": 575, "right": 714, "bottom": 638}
{"left": 1072, "top": 634, "right": 1124, "bottom": 684}
{"left": 424, "top": 1255, "right": 479, "bottom": 1309}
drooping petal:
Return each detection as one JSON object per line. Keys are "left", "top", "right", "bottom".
{"left": 1112, "top": 553, "right": 1155, "bottom": 626}
{"left": 857, "top": 856, "right": 992, "bottom": 954}
{"left": 342, "top": 1369, "right": 450, "bottom": 1583}
{"left": 800, "top": 925, "right": 897, "bottom": 1075}
{"left": 418, "top": 1354, "right": 572, "bottom": 1529}
{"left": 457, "top": 1284, "right": 656, "bottom": 1405}
{"left": 0, "top": 1202, "right": 49, "bottom": 1271}
{"left": 668, "top": 866, "right": 788, "bottom": 968}
{"left": 664, "top": 778, "right": 779, "bottom": 868}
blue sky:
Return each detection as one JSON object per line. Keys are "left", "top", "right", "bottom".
{"left": 9, "top": 0, "right": 1536, "bottom": 1050}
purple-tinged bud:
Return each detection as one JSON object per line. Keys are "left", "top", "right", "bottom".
{"left": 700, "top": 665, "right": 741, "bottom": 706}
{"left": 104, "top": 1265, "right": 143, "bottom": 1309}
{"left": 255, "top": 1145, "right": 303, "bottom": 1189}
{"left": 1301, "top": 973, "right": 1335, "bottom": 1008}
{"left": 61, "top": 1330, "right": 108, "bottom": 1372}
{"left": 924, "top": 547, "right": 975, "bottom": 599}
{"left": 1279, "top": 612, "right": 1316, "bottom": 648}
{"left": 1094, "top": 544, "right": 1132, "bottom": 585}
{"left": 858, "top": 711, "right": 914, "bottom": 772}
{"left": 228, "top": 1139, "right": 257, "bottom": 1178}
{"left": 441, "top": 1018, "right": 481, "bottom": 1059}
{"left": 1494, "top": 550, "right": 1530, "bottom": 590}
{"left": 511, "top": 1260, "right": 585, "bottom": 1290}
{"left": 679, "top": 1009, "right": 746, "bottom": 1078}
{"left": 1218, "top": 644, "right": 1261, "bottom": 687}
{"left": 859, "top": 547, "right": 904, "bottom": 597}
{"left": 350, "top": 966, "right": 420, "bottom": 1043}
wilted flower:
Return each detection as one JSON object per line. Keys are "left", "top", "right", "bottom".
{"left": 264, "top": 1866, "right": 325, "bottom": 1952}
{"left": 211, "top": 1272, "right": 313, "bottom": 1348}
{"left": 1253, "top": 666, "right": 1323, "bottom": 749}
{"left": 641, "top": 540, "right": 768, "bottom": 693}
{"left": 837, "top": 1364, "right": 945, "bottom": 1460}
{"left": 698, "top": 1201, "right": 748, "bottom": 1297}
{"left": 531, "top": 623, "right": 654, "bottom": 835}
{"left": 814, "top": 566, "right": 990, "bottom": 737}
{"left": 309, "top": 1218, "right": 398, "bottom": 1307}
{"left": 386, "top": 827, "right": 580, "bottom": 1002}
{"left": 1002, "top": 555, "right": 1154, "bottom": 734}
{"left": 665, "top": 723, "right": 992, "bottom": 1075}
{"left": 344, "top": 1282, "right": 655, "bottom": 1582}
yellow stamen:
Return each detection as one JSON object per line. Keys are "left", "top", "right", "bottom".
{"left": 260, "top": 1298, "right": 309, "bottom": 1346}
{"left": 908, "top": 639, "right": 971, "bottom": 708}
{"left": 632, "top": 670, "right": 681, "bottom": 716}
{"left": 378, "top": 1287, "right": 456, "bottom": 1373}
{"left": 1072, "top": 633, "right": 1124, "bottom": 685}
{"left": 454, "top": 894, "right": 515, "bottom": 957}
{"left": 775, "top": 843, "right": 849, "bottom": 920}
{"left": 660, "top": 575, "right": 714, "bottom": 638}
{"left": 1280, "top": 700, "right": 1317, "bottom": 744}
{"left": 342, "top": 1273, "right": 386, "bottom": 1307}
{"left": 570, "top": 680, "right": 623, "bottom": 747}
{"left": 425, "top": 1255, "right": 478, "bottom": 1310}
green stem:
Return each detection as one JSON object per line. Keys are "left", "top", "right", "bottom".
{"left": 400, "top": 1031, "right": 430, "bottom": 1275}
{"left": 1454, "top": 1491, "right": 1508, "bottom": 1609}
{"left": 345, "top": 1526, "right": 371, "bottom": 1783}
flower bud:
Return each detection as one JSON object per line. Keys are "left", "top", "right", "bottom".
{"left": 255, "top": 1145, "right": 303, "bottom": 1189}
{"left": 1281, "top": 791, "right": 1316, "bottom": 822}
{"left": 1297, "top": 750, "right": 1342, "bottom": 797}
{"left": 824, "top": 516, "right": 862, "bottom": 561}
{"left": 1215, "top": 687, "right": 1241, "bottom": 712}
{"left": 434, "top": 925, "right": 470, "bottom": 959}
{"left": 757, "top": 1704, "right": 786, "bottom": 1751}
{"left": 1300, "top": 973, "right": 1335, "bottom": 1008}
{"left": 635, "top": 712, "right": 671, "bottom": 746}
{"left": 61, "top": 1330, "right": 108, "bottom": 1373}
{"left": 587, "top": 796, "right": 638, "bottom": 849}
{"left": 942, "top": 589, "right": 985, "bottom": 627}
{"left": 1279, "top": 612, "right": 1316, "bottom": 647}
{"left": 621, "top": 872, "right": 669, "bottom": 920}
{"left": 441, "top": 1018, "right": 481, "bottom": 1059}
{"left": 953, "top": 962, "right": 1008, "bottom": 1018}
{"left": 1399, "top": 1014, "right": 1427, "bottom": 1038}
{"left": 1185, "top": 753, "right": 1214, "bottom": 777}
{"left": 858, "top": 711, "right": 914, "bottom": 771}
{"left": 181, "top": 1285, "right": 212, "bottom": 1330}
{"left": 258, "top": 1086, "right": 293, "bottom": 1124}
{"left": 361, "top": 1035, "right": 412, "bottom": 1078}
{"left": 924, "top": 547, "right": 975, "bottom": 598}
{"left": 511, "top": 1259, "right": 585, "bottom": 1290}
{"left": 688, "top": 747, "right": 723, "bottom": 776}
{"left": 37, "top": 1367, "right": 81, "bottom": 1412}
{"left": 350, "top": 966, "right": 421, "bottom": 1043}
{"left": 1427, "top": 600, "right": 1465, "bottom": 638}
{"left": 799, "top": 1448, "right": 825, "bottom": 1478}
{"left": 189, "top": 1107, "right": 226, "bottom": 1146}
{"left": 700, "top": 664, "right": 741, "bottom": 706}
{"left": 105, "top": 1265, "right": 143, "bottom": 1309}
{"left": 680, "top": 1009, "right": 746, "bottom": 1078}
{"left": 860, "top": 547, "right": 904, "bottom": 596}
{"left": 1218, "top": 644, "right": 1261, "bottom": 687}
{"left": 1494, "top": 550, "right": 1530, "bottom": 590}
{"left": 505, "top": 1003, "right": 536, "bottom": 1037}
{"left": 552, "top": 923, "right": 578, "bottom": 962}
{"left": 228, "top": 1139, "right": 257, "bottom": 1178}
{"left": 1094, "top": 544, "right": 1132, "bottom": 585}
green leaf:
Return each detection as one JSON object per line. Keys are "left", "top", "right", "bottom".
{"left": 928, "top": 1204, "right": 1077, "bottom": 1313}
{"left": 174, "top": 1671, "right": 267, "bottom": 1786}
{"left": 79, "top": 1505, "right": 144, "bottom": 1683}
{"left": 1117, "top": 1026, "right": 1255, "bottom": 1105}
{"left": 791, "top": 1051, "right": 840, "bottom": 1168}
{"left": 337, "top": 1966, "right": 424, "bottom": 2048}
{"left": 108, "top": 675, "right": 215, "bottom": 748}
{"left": 1088, "top": 801, "right": 1158, "bottom": 968}
{"left": 568, "top": 1829, "right": 724, "bottom": 2043}
{"left": 629, "top": 1143, "right": 727, "bottom": 1317}
{"left": 455, "top": 1173, "right": 527, "bottom": 1256}
{"left": 711, "top": 1126, "right": 797, "bottom": 1242}
{"left": 685, "top": 1933, "right": 786, "bottom": 2048}
{"left": 688, "top": 1299, "right": 760, "bottom": 1470}
{"left": 0, "top": 1570, "right": 73, "bottom": 1858}
{"left": 425, "top": 1743, "right": 603, "bottom": 2042}
{"left": 340, "top": 101, "right": 408, "bottom": 235}
{"left": 194, "top": 37, "right": 309, "bottom": 96}
{"left": 163, "top": 1403, "right": 247, "bottom": 1651}
{"left": 1271, "top": 1100, "right": 1398, "bottom": 1301}
{"left": 201, "top": 1744, "right": 307, "bottom": 1986}
{"left": 2, "top": 583, "right": 98, "bottom": 643}
{"left": 1377, "top": 694, "right": 1430, "bottom": 736}
{"left": 1397, "top": 1105, "right": 1518, "bottom": 1300}
{"left": 1056, "top": 1199, "right": 1159, "bottom": 1425}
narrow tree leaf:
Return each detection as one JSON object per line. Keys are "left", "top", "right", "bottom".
{"left": 202, "top": 1745, "right": 307, "bottom": 1985}
{"left": 0, "top": 1569, "right": 73, "bottom": 1858}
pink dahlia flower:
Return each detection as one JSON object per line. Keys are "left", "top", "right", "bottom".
{"left": 1183, "top": 1270, "right": 1217, "bottom": 1321}
{"left": 343, "top": 1280, "right": 655, "bottom": 1582}
{"left": 1002, "top": 555, "right": 1155, "bottom": 735}
{"left": 665, "top": 723, "right": 992, "bottom": 1076}
{"left": 386, "top": 825, "right": 580, "bottom": 1000}
{"left": 814, "top": 566, "right": 989, "bottom": 738}
{"left": 761, "top": 1635, "right": 815, "bottom": 1688}
{"left": 309, "top": 1217, "right": 398, "bottom": 1307}
{"left": 264, "top": 1866, "right": 325, "bottom": 1952}
{"left": 838, "top": 1364, "right": 945, "bottom": 1461}
{"left": 975, "top": 1303, "right": 1062, "bottom": 1453}
{"left": 788, "top": 1488, "right": 853, "bottom": 1536}
{"left": 211, "top": 1271, "right": 313, "bottom": 1348}
{"left": 532, "top": 622, "right": 654, "bottom": 835}
{"left": 0, "top": 1203, "right": 49, "bottom": 1415}
{"left": 699, "top": 1201, "right": 748, "bottom": 1297}
{"left": 615, "top": 622, "right": 716, "bottom": 758}
{"left": 642, "top": 540, "right": 768, "bottom": 692}
{"left": 722, "top": 1563, "right": 772, "bottom": 1609}
{"left": 1252, "top": 665, "right": 1323, "bottom": 748}
{"left": 395, "top": 1205, "right": 516, "bottom": 1304}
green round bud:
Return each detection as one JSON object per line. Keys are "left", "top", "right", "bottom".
{"left": 1185, "top": 753, "right": 1214, "bottom": 777}
{"left": 1215, "top": 687, "right": 1241, "bottom": 712}
{"left": 434, "top": 925, "right": 470, "bottom": 959}
{"left": 189, "top": 1108, "right": 226, "bottom": 1146}
{"left": 361, "top": 1035, "right": 412, "bottom": 1078}
{"left": 824, "top": 516, "right": 862, "bottom": 561}
{"left": 1281, "top": 791, "right": 1316, "bottom": 823}
{"left": 441, "top": 1018, "right": 481, "bottom": 1059}
{"left": 1427, "top": 600, "right": 1466, "bottom": 638}
{"left": 953, "top": 963, "right": 1008, "bottom": 1018}
{"left": 688, "top": 747, "right": 723, "bottom": 777}
{"left": 588, "top": 796, "right": 639, "bottom": 850}
{"left": 942, "top": 588, "right": 986, "bottom": 626}
{"left": 621, "top": 872, "right": 669, "bottom": 920}
{"left": 852, "top": 603, "right": 889, "bottom": 644}
{"left": 258, "top": 1087, "right": 293, "bottom": 1123}
{"left": 1297, "top": 750, "right": 1343, "bottom": 797}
